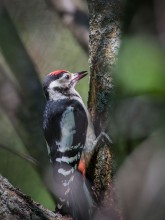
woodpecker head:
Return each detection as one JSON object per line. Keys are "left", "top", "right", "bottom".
{"left": 43, "top": 70, "right": 88, "bottom": 100}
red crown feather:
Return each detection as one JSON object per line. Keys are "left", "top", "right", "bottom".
{"left": 49, "top": 70, "right": 67, "bottom": 76}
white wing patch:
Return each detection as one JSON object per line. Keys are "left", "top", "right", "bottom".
{"left": 56, "top": 106, "right": 82, "bottom": 163}
{"left": 59, "top": 106, "right": 75, "bottom": 149}
{"left": 48, "top": 81, "right": 67, "bottom": 101}
{"left": 70, "top": 95, "right": 96, "bottom": 152}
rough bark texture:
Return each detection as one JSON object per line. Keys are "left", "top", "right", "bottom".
{"left": 0, "top": 175, "right": 71, "bottom": 220}
{"left": 86, "top": 0, "right": 122, "bottom": 213}
{"left": 87, "top": 0, "right": 122, "bottom": 136}
{"left": 86, "top": 135, "right": 112, "bottom": 204}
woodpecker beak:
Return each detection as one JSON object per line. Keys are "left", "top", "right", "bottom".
{"left": 69, "top": 71, "right": 88, "bottom": 87}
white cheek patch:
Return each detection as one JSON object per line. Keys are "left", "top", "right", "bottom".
{"left": 48, "top": 80, "right": 69, "bottom": 101}
{"left": 49, "top": 80, "right": 61, "bottom": 89}
{"left": 48, "top": 81, "right": 66, "bottom": 101}
{"left": 49, "top": 79, "right": 69, "bottom": 90}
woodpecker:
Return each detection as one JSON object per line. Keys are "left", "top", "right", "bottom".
{"left": 42, "top": 70, "right": 96, "bottom": 219}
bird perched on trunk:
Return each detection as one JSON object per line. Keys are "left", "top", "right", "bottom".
{"left": 42, "top": 70, "right": 96, "bottom": 220}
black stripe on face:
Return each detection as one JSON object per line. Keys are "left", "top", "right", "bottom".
{"left": 53, "top": 87, "right": 79, "bottom": 98}
{"left": 43, "top": 72, "right": 66, "bottom": 99}
{"left": 54, "top": 87, "right": 69, "bottom": 94}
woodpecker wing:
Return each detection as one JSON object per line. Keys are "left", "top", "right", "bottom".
{"left": 43, "top": 99, "right": 88, "bottom": 164}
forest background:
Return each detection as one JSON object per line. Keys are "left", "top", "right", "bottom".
{"left": 1, "top": 0, "right": 165, "bottom": 219}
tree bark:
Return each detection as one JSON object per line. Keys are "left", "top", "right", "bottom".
{"left": 87, "top": 0, "right": 122, "bottom": 136}
{"left": 86, "top": 0, "right": 123, "bottom": 214}
{"left": 0, "top": 175, "right": 71, "bottom": 220}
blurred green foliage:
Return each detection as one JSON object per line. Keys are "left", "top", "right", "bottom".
{"left": 5, "top": 0, "right": 89, "bottom": 101}
{"left": 111, "top": 36, "right": 165, "bottom": 169}
{"left": 115, "top": 37, "right": 165, "bottom": 96}
{"left": 0, "top": 110, "right": 54, "bottom": 209}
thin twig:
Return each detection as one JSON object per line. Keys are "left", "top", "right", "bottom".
{"left": 47, "top": 0, "right": 89, "bottom": 53}
{"left": 0, "top": 143, "right": 39, "bottom": 166}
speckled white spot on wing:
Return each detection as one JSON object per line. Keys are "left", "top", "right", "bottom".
{"left": 65, "top": 187, "right": 70, "bottom": 195}
{"left": 57, "top": 143, "right": 81, "bottom": 152}
{"left": 62, "top": 175, "right": 74, "bottom": 187}
{"left": 56, "top": 153, "right": 81, "bottom": 164}
{"left": 57, "top": 203, "right": 63, "bottom": 209}
{"left": 58, "top": 168, "right": 74, "bottom": 176}
{"left": 59, "top": 197, "right": 66, "bottom": 202}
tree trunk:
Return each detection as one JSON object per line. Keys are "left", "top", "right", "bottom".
{"left": 86, "top": 0, "right": 123, "bottom": 214}
{"left": 87, "top": 0, "right": 122, "bottom": 136}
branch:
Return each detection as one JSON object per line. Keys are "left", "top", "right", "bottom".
{"left": 47, "top": 0, "right": 89, "bottom": 53}
{"left": 0, "top": 144, "right": 38, "bottom": 166}
{"left": 0, "top": 175, "right": 71, "bottom": 220}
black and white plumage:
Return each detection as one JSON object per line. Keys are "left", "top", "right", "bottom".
{"left": 42, "top": 70, "right": 96, "bottom": 219}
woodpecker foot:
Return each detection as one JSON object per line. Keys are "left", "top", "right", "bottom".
{"left": 92, "top": 132, "right": 112, "bottom": 153}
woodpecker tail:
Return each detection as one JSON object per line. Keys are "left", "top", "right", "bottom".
{"left": 46, "top": 162, "right": 96, "bottom": 220}
{"left": 65, "top": 169, "right": 96, "bottom": 220}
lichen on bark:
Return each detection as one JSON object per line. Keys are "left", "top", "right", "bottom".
{"left": 87, "top": 0, "right": 122, "bottom": 136}
{"left": 86, "top": 0, "right": 123, "bottom": 213}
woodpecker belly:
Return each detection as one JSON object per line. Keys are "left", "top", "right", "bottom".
{"left": 43, "top": 98, "right": 89, "bottom": 217}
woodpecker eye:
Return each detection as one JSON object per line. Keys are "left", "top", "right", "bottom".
{"left": 64, "top": 74, "right": 70, "bottom": 80}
